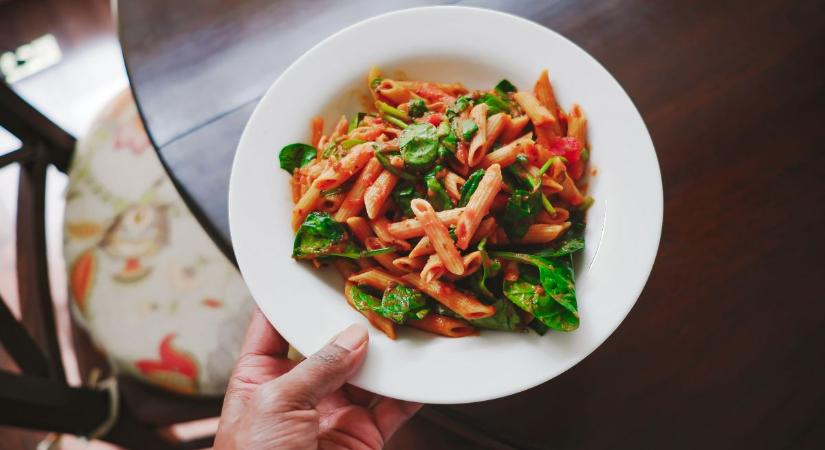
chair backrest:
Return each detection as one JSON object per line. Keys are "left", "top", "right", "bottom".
{"left": 0, "top": 81, "right": 75, "bottom": 383}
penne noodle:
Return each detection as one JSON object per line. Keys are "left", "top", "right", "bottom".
{"left": 349, "top": 268, "right": 405, "bottom": 291}
{"left": 533, "top": 69, "right": 564, "bottom": 136}
{"left": 392, "top": 256, "right": 426, "bottom": 272}
{"left": 376, "top": 79, "right": 414, "bottom": 105}
{"left": 420, "top": 254, "right": 446, "bottom": 282}
{"left": 310, "top": 116, "right": 324, "bottom": 148}
{"left": 443, "top": 171, "right": 466, "bottom": 202}
{"left": 364, "top": 170, "right": 399, "bottom": 219}
{"left": 409, "top": 236, "right": 435, "bottom": 258}
{"left": 318, "top": 191, "right": 345, "bottom": 212}
{"left": 470, "top": 217, "right": 497, "bottom": 245}
{"left": 549, "top": 160, "right": 585, "bottom": 206}
{"left": 387, "top": 207, "right": 465, "bottom": 239}
{"left": 330, "top": 115, "right": 349, "bottom": 140}
{"left": 478, "top": 112, "right": 508, "bottom": 158}
{"left": 410, "top": 199, "right": 464, "bottom": 275}
{"left": 346, "top": 217, "right": 403, "bottom": 275}
{"left": 567, "top": 104, "right": 588, "bottom": 148}
{"left": 455, "top": 164, "right": 503, "bottom": 250}
{"left": 408, "top": 314, "right": 476, "bottom": 338}
{"left": 443, "top": 251, "right": 484, "bottom": 281}
{"left": 290, "top": 175, "right": 301, "bottom": 203}
{"left": 500, "top": 114, "right": 530, "bottom": 144}
{"left": 292, "top": 186, "right": 322, "bottom": 231}
{"left": 313, "top": 143, "right": 375, "bottom": 191}
{"left": 515, "top": 222, "right": 571, "bottom": 244}
{"left": 513, "top": 91, "right": 556, "bottom": 127}
{"left": 401, "top": 274, "right": 495, "bottom": 320}
{"left": 480, "top": 134, "right": 534, "bottom": 168}
{"left": 536, "top": 207, "right": 570, "bottom": 225}
{"left": 344, "top": 282, "right": 397, "bottom": 339}
{"left": 467, "top": 103, "right": 488, "bottom": 167}
{"left": 370, "top": 217, "right": 411, "bottom": 252}
{"left": 334, "top": 158, "right": 383, "bottom": 222}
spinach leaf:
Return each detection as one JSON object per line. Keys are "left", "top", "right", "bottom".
{"left": 476, "top": 92, "right": 509, "bottom": 116}
{"left": 375, "top": 285, "right": 430, "bottom": 324}
{"left": 391, "top": 181, "right": 424, "bottom": 217}
{"left": 278, "top": 143, "right": 317, "bottom": 174}
{"left": 460, "top": 119, "right": 478, "bottom": 141}
{"left": 492, "top": 252, "right": 579, "bottom": 331}
{"left": 350, "top": 284, "right": 429, "bottom": 324}
{"left": 495, "top": 79, "right": 517, "bottom": 95}
{"left": 470, "top": 298, "right": 523, "bottom": 331}
{"left": 348, "top": 112, "right": 367, "bottom": 132}
{"left": 506, "top": 158, "right": 541, "bottom": 191}
{"left": 375, "top": 148, "right": 417, "bottom": 181}
{"left": 446, "top": 95, "right": 473, "bottom": 119}
{"left": 407, "top": 99, "right": 428, "bottom": 118}
{"left": 499, "top": 189, "right": 542, "bottom": 238}
{"left": 459, "top": 169, "right": 485, "bottom": 207}
{"left": 293, "top": 212, "right": 393, "bottom": 260}
{"left": 399, "top": 123, "right": 439, "bottom": 171}
{"left": 534, "top": 221, "right": 586, "bottom": 257}
{"left": 424, "top": 166, "right": 454, "bottom": 211}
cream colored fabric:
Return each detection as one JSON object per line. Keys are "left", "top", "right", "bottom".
{"left": 63, "top": 90, "right": 252, "bottom": 396}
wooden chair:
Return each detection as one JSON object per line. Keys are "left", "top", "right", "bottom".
{"left": 0, "top": 81, "right": 223, "bottom": 450}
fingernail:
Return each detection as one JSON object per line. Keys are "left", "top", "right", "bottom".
{"left": 334, "top": 324, "right": 368, "bottom": 351}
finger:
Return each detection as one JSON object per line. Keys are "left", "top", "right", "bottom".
{"left": 221, "top": 308, "right": 291, "bottom": 419}
{"left": 259, "top": 324, "right": 369, "bottom": 410}
{"left": 371, "top": 397, "right": 423, "bottom": 441}
{"left": 239, "top": 307, "right": 289, "bottom": 357}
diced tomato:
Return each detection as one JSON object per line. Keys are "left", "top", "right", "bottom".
{"left": 547, "top": 137, "right": 582, "bottom": 164}
{"left": 424, "top": 113, "right": 443, "bottom": 127}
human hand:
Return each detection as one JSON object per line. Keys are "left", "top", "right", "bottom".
{"left": 214, "top": 308, "right": 422, "bottom": 449}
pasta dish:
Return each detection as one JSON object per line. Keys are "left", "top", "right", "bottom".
{"left": 278, "top": 67, "right": 592, "bottom": 339}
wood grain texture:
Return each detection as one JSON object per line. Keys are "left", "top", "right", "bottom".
{"left": 121, "top": 0, "right": 825, "bottom": 448}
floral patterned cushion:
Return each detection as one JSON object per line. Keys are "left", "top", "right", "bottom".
{"left": 63, "top": 90, "right": 253, "bottom": 396}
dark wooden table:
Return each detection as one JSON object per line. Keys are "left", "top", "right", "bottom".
{"left": 119, "top": 1, "right": 825, "bottom": 448}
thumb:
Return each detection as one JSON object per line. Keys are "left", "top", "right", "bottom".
{"left": 260, "top": 324, "right": 369, "bottom": 410}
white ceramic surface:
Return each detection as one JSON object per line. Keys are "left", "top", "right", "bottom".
{"left": 229, "top": 6, "right": 662, "bottom": 404}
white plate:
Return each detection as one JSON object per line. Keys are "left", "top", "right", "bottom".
{"left": 229, "top": 6, "right": 662, "bottom": 404}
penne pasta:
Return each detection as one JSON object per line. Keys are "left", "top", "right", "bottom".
{"left": 334, "top": 158, "right": 383, "bottom": 222}
{"left": 387, "top": 208, "right": 465, "bottom": 239}
{"left": 420, "top": 254, "right": 446, "bottom": 282}
{"left": 513, "top": 91, "right": 556, "bottom": 127}
{"left": 392, "top": 256, "right": 426, "bottom": 272}
{"left": 533, "top": 69, "right": 564, "bottom": 136}
{"left": 410, "top": 199, "right": 464, "bottom": 275}
{"left": 408, "top": 314, "right": 476, "bottom": 338}
{"left": 455, "top": 164, "right": 502, "bottom": 250}
{"left": 313, "top": 143, "right": 375, "bottom": 191}
{"left": 346, "top": 217, "right": 404, "bottom": 275}
{"left": 515, "top": 222, "right": 572, "bottom": 244}
{"left": 467, "top": 103, "right": 488, "bottom": 167}
{"left": 370, "top": 217, "right": 411, "bottom": 252}
{"left": 401, "top": 274, "right": 495, "bottom": 320}
{"left": 500, "top": 114, "right": 530, "bottom": 144}
{"left": 310, "top": 116, "right": 324, "bottom": 148}
{"left": 408, "top": 236, "right": 435, "bottom": 258}
{"left": 480, "top": 133, "right": 534, "bottom": 168}
{"left": 349, "top": 268, "right": 405, "bottom": 291}
{"left": 364, "top": 170, "right": 399, "bottom": 219}
{"left": 443, "top": 171, "right": 466, "bottom": 202}
{"left": 567, "top": 104, "right": 588, "bottom": 148}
